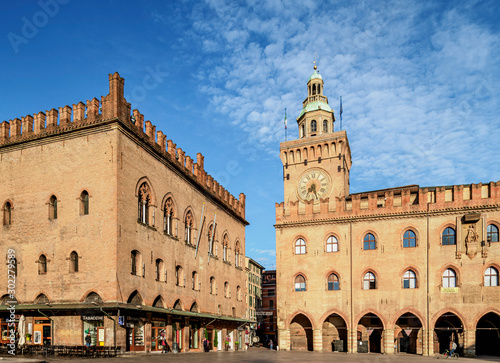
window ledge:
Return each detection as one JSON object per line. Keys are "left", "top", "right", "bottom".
{"left": 236, "top": 266, "right": 243, "bottom": 271}
{"left": 137, "top": 221, "right": 157, "bottom": 231}
{"left": 223, "top": 261, "right": 232, "bottom": 266}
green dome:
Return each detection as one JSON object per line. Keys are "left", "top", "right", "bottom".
{"left": 308, "top": 70, "right": 322, "bottom": 82}
{"left": 298, "top": 100, "right": 332, "bottom": 118}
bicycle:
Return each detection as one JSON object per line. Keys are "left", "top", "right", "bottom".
{"left": 438, "top": 349, "right": 458, "bottom": 359}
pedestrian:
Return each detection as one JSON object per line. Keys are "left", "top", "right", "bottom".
{"left": 85, "top": 332, "right": 92, "bottom": 347}
{"left": 160, "top": 331, "right": 167, "bottom": 353}
{"left": 203, "top": 337, "right": 209, "bottom": 352}
{"left": 270, "top": 339, "right": 273, "bottom": 350}
{"left": 450, "top": 340, "right": 457, "bottom": 356}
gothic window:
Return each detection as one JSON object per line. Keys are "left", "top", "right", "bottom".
{"left": 403, "top": 270, "right": 417, "bottom": 289}
{"left": 484, "top": 267, "right": 499, "bottom": 287}
{"left": 442, "top": 268, "right": 457, "bottom": 288}
{"left": 35, "top": 294, "right": 49, "bottom": 304}
{"left": 235, "top": 241, "right": 241, "bottom": 267}
{"left": 237, "top": 286, "right": 242, "bottom": 301}
{"left": 363, "top": 272, "right": 376, "bottom": 290}
{"left": 85, "top": 292, "right": 103, "bottom": 303}
{"left": 3, "top": 201, "right": 11, "bottom": 225}
{"left": 207, "top": 224, "right": 215, "bottom": 255}
{"left": 210, "top": 276, "right": 216, "bottom": 294}
{"left": 175, "top": 265, "right": 184, "bottom": 286}
{"left": 184, "top": 210, "right": 193, "bottom": 244}
{"left": 163, "top": 197, "right": 174, "bottom": 235}
{"left": 80, "top": 190, "right": 89, "bottom": 215}
{"left": 294, "top": 274, "right": 306, "bottom": 291}
{"left": 363, "top": 233, "right": 376, "bottom": 250}
{"left": 224, "top": 281, "right": 230, "bottom": 298}
{"left": 442, "top": 227, "right": 456, "bottom": 245}
{"left": 131, "top": 250, "right": 140, "bottom": 276}
{"left": 327, "top": 273, "right": 340, "bottom": 291}
{"left": 487, "top": 224, "right": 499, "bottom": 243}
{"left": 311, "top": 120, "right": 317, "bottom": 132}
{"left": 70, "top": 251, "right": 78, "bottom": 273}
{"left": 295, "top": 238, "right": 306, "bottom": 255}
{"left": 155, "top": 259, "right": 164, "bottom": 281}
{"left": 326, "top": 236, "right": 338, "bottom": 253}
{"left": 323, "top": 120, "right": 328, "bottom": 132}
{"left": 38, "top": 255, "right": 47, "bottom": 275}
{"left": 403, "top": 230, "right": 417, "bottom": 248}
{"left": 137, "top": 182, "right": 151, "bottom": 225}
{"left": 49, "top": 195, "right": 57, "bottom": 220}
{"left": 192, "top": 271, "right": 199, "bottom": 290}
{"left": 222, "top": 234, "right": 229, "bottom": 262}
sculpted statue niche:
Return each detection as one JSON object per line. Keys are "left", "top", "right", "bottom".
{"left": 465, "top": 224, "right": 479, "bottom": 259}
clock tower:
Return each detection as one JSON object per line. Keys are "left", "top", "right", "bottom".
{"left": 279, "top": 65, "right": 352, "bottom": 211}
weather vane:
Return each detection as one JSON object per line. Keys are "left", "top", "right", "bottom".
{"left": 313, "top": 52, "right": 317, "bottom": 70}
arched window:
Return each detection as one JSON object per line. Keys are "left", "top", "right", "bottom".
{"left": 131, "top": 250, "right": 140, "bottom": 276}
{"left": 3, "top": 202, "right": 12, "bottom": 225}
{"left": 323, "top": 120, "right": 328, "bottom": 133}
{"left": 403, "top": 270, "right": 417, "bottom": 289}
{"left": 363, "top": 233, "right": 376, "bottom": 250}
{"left": 207, "top": 224, "right": 215, "bottom": 255}
{"left": 70, "top": 251, "right": 78, "bottom": 273}
{"left": 301, "top": 124, "right": 305, "bottom": 138}
{"left": 327, "top": 273, "right": 339, "bottom": 291}
{"left": 484, "top": 267, "right": 499, "bottom": 287}
{"left": 442, "top": 268, "right": 457, "bottom": 288}
{"left": 224, "top": 281, "right": 230, "bottom": 298}
{"left": 80, "top": 190, "right": 89, "bottom": 215}
{"left": 442, "top": 227, "right": 456, "bottom": 245}
{"left": 85, "top": 292, "right": 103, "bottom": 303}
{"left": 137, "top": 182, "right": 151, "bottom": 225}
{"left": 235, "top": 241, "right": 240, "bottom": 267}
{"left": 403, "top": 230, "right": 417, "bottom": 248}
{"left": 35, "top": 294, "right": 49, "bottom": 304}
{"left": 363, "top": 272, "right": 376, "bottom": 290}
{"left": 49, "top": 195, "right": 57, "bottom": 220}
{"left": 210, "top": 277, "right": 216, "bottom": 295}
{"left": 184, "top": 210, "right": 193, "bottom": 245}
{"left": 311, "top": 120, "right": 317, "bottom": 132}
{"left": 163, "top": 198, "right": 174, "bottom": 235}
{"left": 237, "top": 286, "right": 241, "bottom": 301}
{"left": 312, "top": 84, "right": 316, "bottom": 95}
{"left": 326, "top": 236, "right": 338, "bottom": 253}
{"left": 155, "top": 259, "right": 164, "bottom": 281}
{"left": 487, "top": 224, "right": 499, "bottom": 243}
{"left": 295, "top": 238, "right": 306, "bottom": 255}
{"left": 222, "top": 234, "right": 229, "bottom": 262}
{"left": 175, "top": 265, "right": 184, "bottom": 286}
{"left": 38, "top": 255, "right": 47, "bottom": 275}
{"left": 294, "top": 274, "right": 306, "bottom": 291}
{"left": 173, "top": 299, "right": 182, "bottom": 310}
{"left": 192, "top": 271, "right": 199, "bottom": 290}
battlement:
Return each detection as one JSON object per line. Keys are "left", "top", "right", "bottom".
{"left": 0, "top": 72, "right": 246, "bottom": 221}
{"left": 276, "top": 182, "right": 500, "bottom": 223}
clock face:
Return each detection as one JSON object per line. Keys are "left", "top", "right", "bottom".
{"left": 297, "top": 169, "right": 330, "bottom": 202}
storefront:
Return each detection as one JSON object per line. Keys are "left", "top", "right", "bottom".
{"left": 33, "top": 317, "right": 51, "bottom": 345}
{"left": 82, "top": 315, "right": 104, "bottom": 346}
{"left": 151, "top": 320, "right": 167, "bottom": 352}
{"left": 125, "top": 316, "right": 145, "bottom": 351}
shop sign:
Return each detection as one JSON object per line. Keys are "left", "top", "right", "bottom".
{"left": 127, "top": 316, "right": 141, "bottom": 322}
{"left": 118, "top": 316, "right": 124, "bottom": 326}
{"left": 441, "top": 287, "right": 459, "bottom": 293}
{"left": 81, "top": 316, "right": 104, "bottom": 321}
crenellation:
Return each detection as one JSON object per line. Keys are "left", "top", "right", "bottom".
{"left": 0, "top": 121, "right": 9, "bottom": 142}
{"left": 185, "top": 155, "right": 193, "bottom": 174}
{"left": 22, "top": 115, "right": 34, "bottom": 134}
{"left": 156, "top": 131, "right": 166, "bottom": 152}
{"left": 132, "top": 109, "right": 144, "bottom": 132}
{"left": 34, "top": 112, "right": 46, "bottom": 133}
{"left": 206, "top": 174, "right": 213, "bottom": 190}
{"left": 73, "top": 102, "right": 85, "bottom": 122}
{"left": 176, "top": 148, "right": 185, "bottom": 166}
{"left": 59, "top": 105, "right": 72, "bottom": 125}
{"left": 145, "top": 120, "right": 155, "bottom": 143}
{"left": 11, "top": 118, "right": 22, "bottom": 137}
{"left": 46, "top": 108, "right": 58, "bottom": 128}
{"left": 86, "top": 98, "right": 100, "bottom": 121}
{"left": 167, "top": 140, "right": 176, "bottom": 158}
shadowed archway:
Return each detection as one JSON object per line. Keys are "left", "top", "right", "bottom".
{"left": 290, "top": 314, "right": 313, "bottom": 351}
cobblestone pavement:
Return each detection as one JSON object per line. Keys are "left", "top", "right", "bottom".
{"left": 2, "top": 349, "right": 499, "bottom": 363}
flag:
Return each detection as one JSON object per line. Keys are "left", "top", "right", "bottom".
{"left": 284, "top": 108, "right": 287, "bottom": 129}
{"left": 340, "top": 96, "right": 343, "bottom": 119}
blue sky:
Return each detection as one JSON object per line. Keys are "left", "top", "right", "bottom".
{"left": 1, "top": 0, "right": 499, "bottom": 269}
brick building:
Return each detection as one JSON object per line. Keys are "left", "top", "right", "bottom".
{"left": 0, "top": 73, "right": 249, "bottom": 353}
{"left": 275, "top": 65, "right": 500, "bottom": 356}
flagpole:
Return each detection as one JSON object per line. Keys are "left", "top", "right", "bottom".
{"left": 339, "top": 96, "right": 343, "bottom": 131}
{"left": 284, "top": 108, "right": 287, "bottom": 142}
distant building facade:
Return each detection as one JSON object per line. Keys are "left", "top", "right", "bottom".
{"left": 275, "top": 66, "right": 500, "bottom": 356}
{"left": 245, "top": 257, "right": 264, "bottom": 345}
{"left": 259, "top": 270, "right": 277, "bottom": 346}
{"left": 0, "top": 73, "right": 249, "bottom": 353}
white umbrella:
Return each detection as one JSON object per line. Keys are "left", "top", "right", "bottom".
{"left": 18, "top": 315, "right": 25, "bottom": 346}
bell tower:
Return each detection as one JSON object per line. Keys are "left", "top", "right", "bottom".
{"left": 279, "top": 64, "right": 352, "bottom": 210}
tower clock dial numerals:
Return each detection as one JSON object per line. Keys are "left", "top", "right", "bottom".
{"left": 297, "top": 170, "right": 330, "bottom": 202}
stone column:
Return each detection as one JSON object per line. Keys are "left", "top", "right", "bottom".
{"left": 383, "top": 329, "right": 395, "bottom": 354}
{"left": 348, "top": 329, "right": 357, "bottom": 353}
{"left": 166, "top": 316, "right": 173, "bottom": 348}
{"left": 463, "top": 330, "right": 475, "bottom": 357}
{"left": 423, "top": 329, "right": 433, "bottom": 356}
{"left": 278, "top": 328, "right": 289, "bottom": 351}
{"left": 313, "top": 328, "right": 322, "bottom": 351}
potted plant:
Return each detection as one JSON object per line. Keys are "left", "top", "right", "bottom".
{"left": 25, "top": 333, "right": 32, "bottom": 342}
{"left": 213, "top": 330, "right": 218, "bottom": 351}
{"left": 234, "top": 341, "right": 239, "bottom": 351}
{"left": 224, "top": 335, "right": 230, "bottom": 351}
